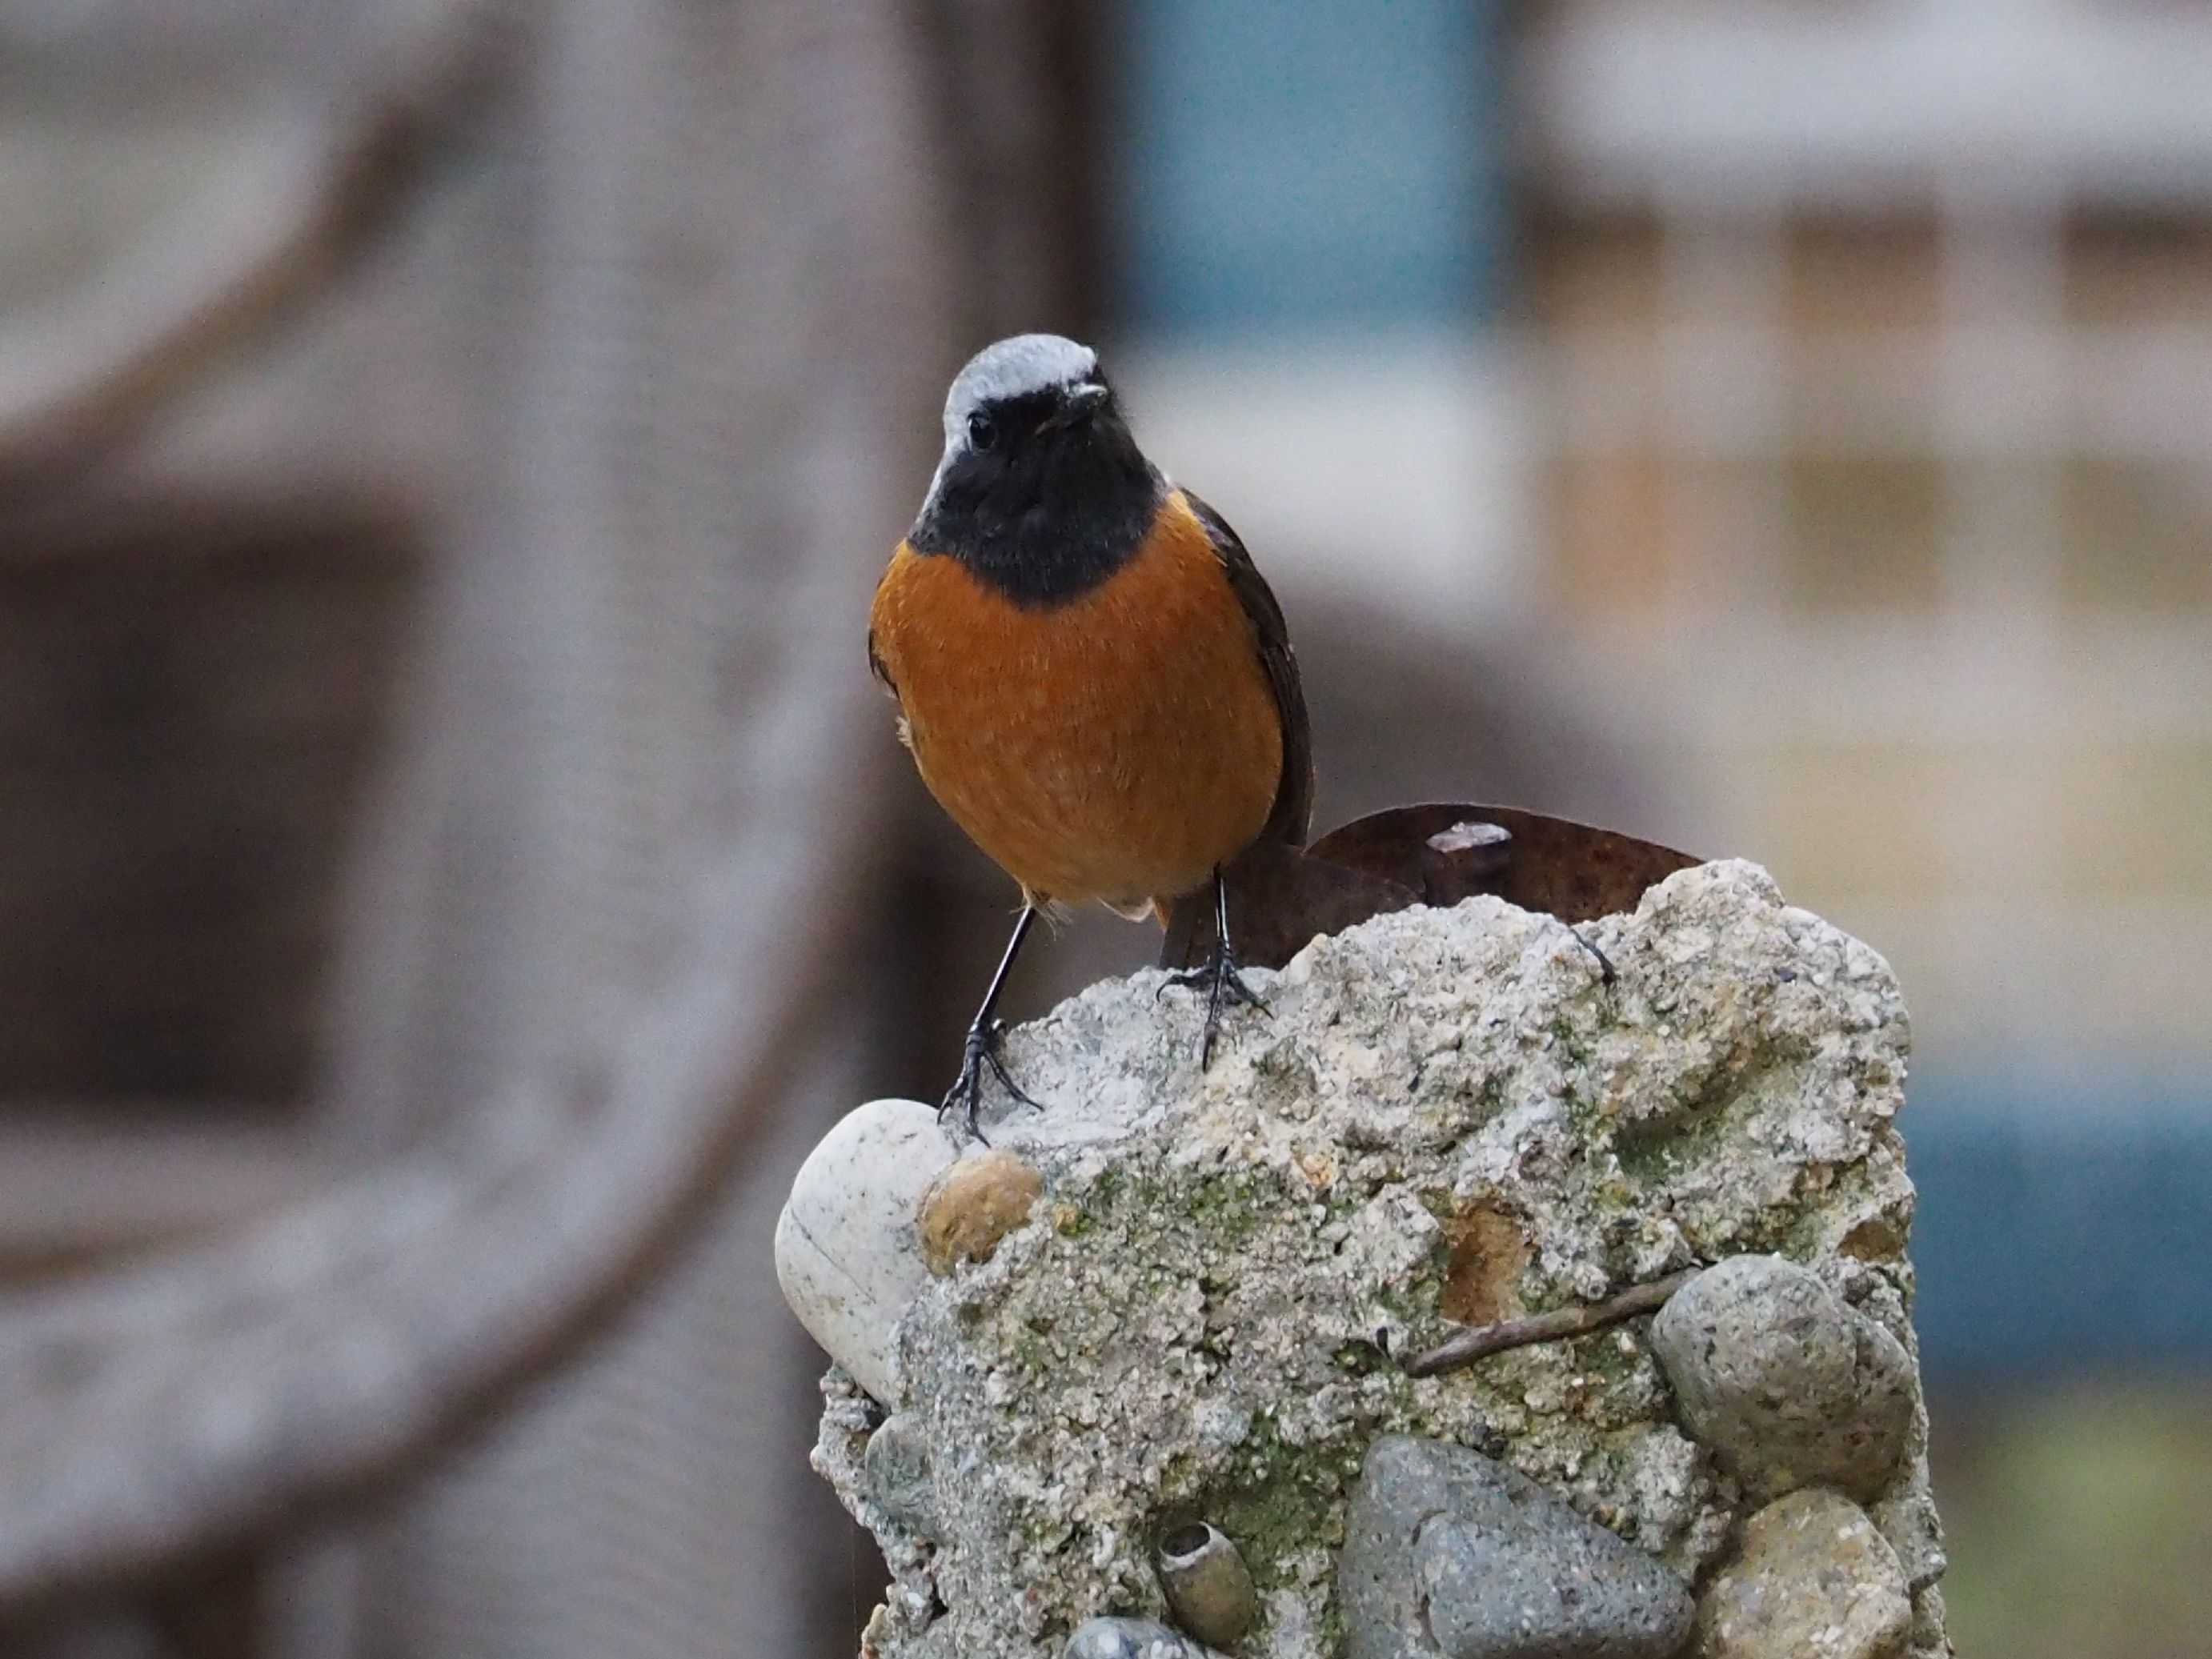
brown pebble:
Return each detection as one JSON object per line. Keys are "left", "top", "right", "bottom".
{"left": 918, "top": 1150, "right": 1043, "bottom": 1275}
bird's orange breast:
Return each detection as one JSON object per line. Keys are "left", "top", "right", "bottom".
{"left": 869, "top": 491, "right": 1284, "bottom": 912}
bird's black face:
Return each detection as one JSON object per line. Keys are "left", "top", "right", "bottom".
{"left": 910, "top": 376, "right": 1163, "bottom": 607}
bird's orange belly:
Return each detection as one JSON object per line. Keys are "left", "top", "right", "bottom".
{"left": 871, "top": 510, "right": 1283, "bottom": 912}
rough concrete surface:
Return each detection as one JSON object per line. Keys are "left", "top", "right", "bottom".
{"left": 797, "top": 861, "right": 1951, "bottom": 1658}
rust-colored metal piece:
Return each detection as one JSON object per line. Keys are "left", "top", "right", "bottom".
{"left": 1312, "top": 803, "right": 1700, "bottom": 925}
{"left": 1160, "top": 837, "right": 1420, "bottom": 974}
{"left": 1161, "top": 803, "right": 1701, "bottom": 972}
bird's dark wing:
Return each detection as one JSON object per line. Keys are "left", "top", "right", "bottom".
{"left": 1180, "top": 488, "right": 1313, "bottom": 847}
{"left": 866, "top": 628, "right": 896, "bottom": 697}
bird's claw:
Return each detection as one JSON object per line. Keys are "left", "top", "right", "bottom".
{"left": 938, "top": 1020, "right": 1044, "bottom": 1144}
{"left": 1163, "top": 945, "right": 1267, "bottom": 1070}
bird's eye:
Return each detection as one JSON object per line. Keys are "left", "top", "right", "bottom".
{"left": 966, "top": 411, "right": 998, "bottom": 451}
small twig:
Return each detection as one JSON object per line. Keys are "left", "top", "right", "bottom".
{"left": 1401, "top": 1268, "right": 1697, "bottom": 1379}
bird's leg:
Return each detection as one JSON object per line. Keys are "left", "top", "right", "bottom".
{"left": 1565, "top": 923, "right": 1617, "bottom": 987}
{"left": 942, "top": 903, "right": 1045, "bottom": 1143}
{"left": 1160, "top": 867, "right": 1266, "bottom": 1069}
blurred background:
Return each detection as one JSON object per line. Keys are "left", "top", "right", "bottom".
{"left": 0, "top": 1, "right": 2206, "bottom": 1655}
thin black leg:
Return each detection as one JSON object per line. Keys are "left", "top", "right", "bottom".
{"left": 942, "top": 904, "right": 1044, "bottom": 1141}
{"left": 1565, "top": 923, "right": 1617, "bottom": 986}
{"left": 1160, "top": 868, "right": 1266, "bottom": 1069}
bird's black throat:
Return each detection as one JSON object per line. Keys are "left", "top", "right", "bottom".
{"left": 908, "top": 391, "right": 1163, "bottom": 607}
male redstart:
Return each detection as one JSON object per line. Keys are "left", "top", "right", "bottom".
{"left": 869, "top": 334, "right": 1312, "bottom": 1136}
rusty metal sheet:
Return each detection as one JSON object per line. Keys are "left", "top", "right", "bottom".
{"left": 1159, "top": 836, "right": 1419, "bottom": 972}
{"left": 1310, "top": 803, "right": 1700, "bottom": 924}
{"left": 1162, "top": 803, "right": 1701, "bottom": 972}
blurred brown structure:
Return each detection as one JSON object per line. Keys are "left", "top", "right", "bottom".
{"left": 1513, "top": 1, "right": 2212, "bottom": 1078}
{"left": 0, "top": 2, "right": 1098, "bottom": 1654}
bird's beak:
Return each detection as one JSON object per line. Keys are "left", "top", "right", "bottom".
{"left": 1043, "top": 381, "right": 1109, "bottom": 431}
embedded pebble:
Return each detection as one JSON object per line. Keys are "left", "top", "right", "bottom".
{"left": 861, "top": 1413, "right": 938, "bottom": 1536}
{"left": 773, "top": 1098, "right": 952, "bottom": 1404}
{"left": 1340, "top": 1434, "right": 1694, "bottom": 1658}
{"left": 1652, "top": 1255, "right": 1915, "bottom": 1502}
{"left": 1064, "top": 1616, "right": 1214, "bottom": 1658}
{"left": 919, "top": 1148, "right": 1044, "bottom": 1274}
{"left": 1696, "top": 1489, "right": 1910, "bottom": 1659}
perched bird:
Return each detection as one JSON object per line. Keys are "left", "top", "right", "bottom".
{"left": 869, "top": 334, "right": 1312, "bottom": 1136}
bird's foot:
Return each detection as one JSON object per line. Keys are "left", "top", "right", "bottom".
{"left": 1160, "top": 944, "right": 1267, "bottom": 1070}
{"left": 939, "top": 1018, "right": 1044, "bottom": 1144}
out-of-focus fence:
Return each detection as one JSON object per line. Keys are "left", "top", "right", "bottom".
{"left": 0, "top": 2, "right": 1082, "bottom": 1653}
